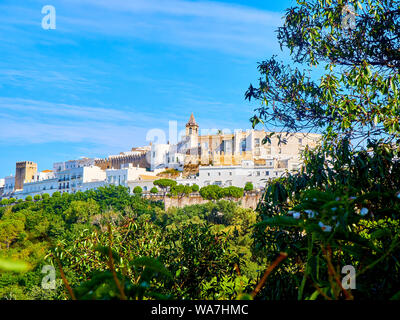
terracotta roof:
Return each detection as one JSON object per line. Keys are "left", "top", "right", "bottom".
{"left": 139, "top": 175, "right": 159, "bottom": 181}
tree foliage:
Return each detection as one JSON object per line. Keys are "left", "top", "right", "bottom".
{"left": 0, "top": 186, "right": 259, "bottom": 300}
{"left": 247, "top": 0, "right": 400, "bottom": 144}
{"left": 248, "top": 0, "right": 400, "bottom": 300}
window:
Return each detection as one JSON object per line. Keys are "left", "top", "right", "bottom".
{"left": 257, "top": 171, "right": 260, "bottom": 176}
{"left": 266, "top": 171, "right": 269, "bottom": 176}
{"left": 224, "top": 140, "right": 232, "bottom": 154}
{"left": 229, "top": 172, "right": 232, "bottom": 176}
{"left": 255, "top": 138, "right": 260, "bottom": 147}
{"left": 298, "top": 138, "right": 303, "bottom": 144}
{"left": 241, "top": 139, "right": 246, "bottom": 152}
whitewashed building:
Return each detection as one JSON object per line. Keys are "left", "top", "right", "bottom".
{"left": 3, "top": 175, "right": 15, "bottom": 197}
{"left": 14, "top": 162, "right": 106, "bottom": 199}
{"left": 106, "top": 164, "right": 159, "bottom": 190}
{"left": 175, "top": 160, "right": 286, "bottom": 190}
{"left": 0, "top": 178, "right": 4, "bottom": 197}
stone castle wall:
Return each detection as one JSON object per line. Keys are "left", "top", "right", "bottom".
{"left": 144, "top": 192, "right": 263, "bottom": 211}
{"left": 95, "top": 153, "right": 149, "bottom": 170}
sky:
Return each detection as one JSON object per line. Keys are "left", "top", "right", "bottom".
{"left": 0, "top": 0, "right": 295, "bottom": 178}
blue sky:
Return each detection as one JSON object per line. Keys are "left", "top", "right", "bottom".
{"left": 0, "top": 0, "right": 295, "bottom": 178}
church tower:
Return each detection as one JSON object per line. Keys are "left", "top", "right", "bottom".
{"left": 186, "top": 113, "right": 199, "bottom": 136}
{"left": 185, "top": 113, "right": 199, "bottom": 149}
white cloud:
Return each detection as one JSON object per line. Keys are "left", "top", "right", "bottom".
{"left": 69, "top": 0, "right": 282, "bottom": 26}
{"left": 0, "top": 97, "right": 253, "bottom": 149}
{"left": 0, "top": 98, "right": 157, "bottom": 149}
{"left": 1, "top": 0, "right": 283, "bottom": 57}
{"left": 59, "top": 0, "right": 283, "bottom": 56}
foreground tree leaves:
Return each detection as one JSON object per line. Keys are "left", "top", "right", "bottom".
{"left": 0, "top": 258, "right": 30, "bottom": 273}
{"left": 249, "top": 0, "right": 400, "bottom": 300}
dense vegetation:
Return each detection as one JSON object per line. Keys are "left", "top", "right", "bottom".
{"left": 246, "top": 0, "right": 400, "bottom": 300}
{"left": 0, "top": 186, "right": 262, "bottom": 300}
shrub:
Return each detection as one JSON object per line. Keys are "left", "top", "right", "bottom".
{"left": 244, "top": 182, "right": 253, "bottom": 192}
{"left": 150, "top": 187, "right": 158, "bottom": 194}
{"left": 222, "top": 186, "right": 244, "bottom": 199}
{"left": 25, "top": 196, "right": 33, "bottom": 202}
{"left": 199, "top": 185, "right": 224, "bottom": 201}
{"left": 34, "top": 195, "right": 41, "bottom": 201}
{"left": 133, "top": 186, "right": 143, "bottom": 195}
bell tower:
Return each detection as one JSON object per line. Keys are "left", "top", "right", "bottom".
{"left": 186, "top": 113, "right": 199, "bottom": 136}
{"left": 185, "top": 113, "right": 199, "bottom": 149}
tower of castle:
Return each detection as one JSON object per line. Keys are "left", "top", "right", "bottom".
{"left": 15, "top": 161, "right": 37, "bottom": 191}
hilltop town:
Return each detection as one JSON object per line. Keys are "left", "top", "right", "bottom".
{"left": 0, "top": 114, "right": 321, "bottom": 200}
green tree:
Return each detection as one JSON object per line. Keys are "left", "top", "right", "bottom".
{"left": 246, "top": 0, "right": 400, "bottom": 145}
{"left": 222, "top": 186, "right": 244, "bottom": 200}
{"left": 63, "top": 199, "right": 101, "bottom": 224}
{"left": 247, "top": 0, "right": 400, "bottom": 300}
{"left": 170, "top": 185, "right": 192, "bottom": 198}
{"left": 244, "top": 182, "right": 253, "bottom": 192}
{"left": 25, "top": 196, "right": 33, "bottom": 202}
{"left": 150, "top": 187, "right": 159, "bottom": 194}
{"left": 199, "top": 185, "right": 224, "bottom": 201}
{"left": 160, "top": 223, "right": 237, "bottom": 299}
{"left": 153, "top": 179, "right": 177, "bottom": 195}
{"left": 0, "top": 219, "right": 25, "bottom": 249}
{"left": 133, "top": 186, "right": 143, "bottom": 195}
{"left": 34, "top": 195, "right": 41, "bottom": 201}
{"left": 191, "top": 184, "right": 200, "bottom": 192}
{"left": 42, "top": 193, "right": 50, "bottom": 200}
